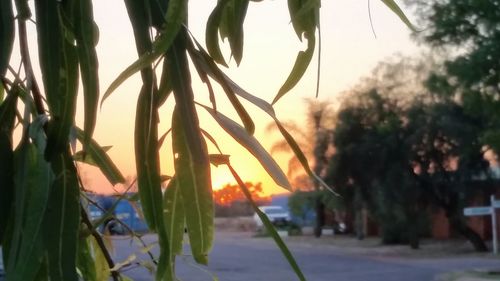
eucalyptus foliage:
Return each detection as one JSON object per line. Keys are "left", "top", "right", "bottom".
{"left": 0, "top": 0, "right": 412, "bottom": 280}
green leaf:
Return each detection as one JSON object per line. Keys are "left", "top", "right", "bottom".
{"left": 0, "top": 0, "right": 14, "bottom": 76}
{"left": 226, "top": 0, "right": 249, "bottom": 65}
{"left": 7, "top": 139, "right": 53, "bottom": 281}
{"left": 172, "top": 108, "right": 213, "bottom": 265}
{"left": 188, "top": 44, "right": 255, "bottom": 135}
{"left": 206, "top": 0, "right": 229, "bottom": 66}
{"left": 273, "top": 34, "right": 315, "bottom": 105}
{"left": 200, "top": 104, "right": 291, "bottom": 190}
{"left": 227, "top": 164, "right": 306, "bottom": 281}
{"left": 188, "top": 44, "right": 316, "bottom": 191}
{"left": 90, "top": 236, "right": 110, "bottom": 281}
{"left": 73, "top": 0, "right": 100, "bottom": 154}
{"left": 135, "top": 84, "right": 172, "bottom": 281}
{"left": 163, "top": 178, "right": 185, "bottom": 256}
{"left": 44, "top": 152, "right": 81, "bottom": 281}
{"left": 158, "top": 57, "right": 173, "bottom": 107}
{"left": 149, "top": 0, "right": 169, "bottom": 30}
{"left": 75, "top": 127, "right": 125, "bottom": 185}
{"left": 77, "top": 237, "right": 97, "bottom": 281}
{"left": 35, "top": 3, "right": 80, "bottom": 160}
{"left": 288, "top": 0, "right": 318, "bottom": 40}
{"left": 167, "top": 29, "right": 214, "bottom": 265}
{"left": 0, "top": 90, "right": 17, "bottom": 243}
{"left": 73, "top": 145, "right": 112, "bottom": 165}
{"left": 379, "top": 0, "right": 417, "bottom": 32}
{"left": 102, "top": 0, "right": 187, "bottom": 105}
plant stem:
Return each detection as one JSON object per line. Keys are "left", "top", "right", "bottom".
{"left": 80, "top": 205, "right": 121, "bottom": 281}
{"left": 17, "top": 19, "right": 44, "bottom": 115}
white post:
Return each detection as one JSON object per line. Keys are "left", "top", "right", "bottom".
{"left": 491, "top": 195, "right": 498, "bottom": 255}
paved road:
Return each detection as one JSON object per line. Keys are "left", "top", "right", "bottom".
{"left": 114, "top": 232, "right": 500, "bottom": 281}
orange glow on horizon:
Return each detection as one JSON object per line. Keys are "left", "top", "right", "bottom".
{"left": 26, "top": 0, "right": 419, "bottom": 197}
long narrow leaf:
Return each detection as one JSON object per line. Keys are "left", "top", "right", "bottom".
{"left": 163, "top": 178, "right": 185, "bottom": 256}
{"left": 227, "top": 0, "right": 249, "bottom": 65}
{"left": 75, "top": 127, "right": 125, "bottom": 185}
{"left": 135, "top": 85, "right": 171, "bottom": 281}
{"left": 379, "top": 0, "right": 417, "bottom": 31}
{"left": 0, "top": 90, "right": 17, "bottom": 243}
{"left": 77, "top": 237, "right": 97, "bottom": 281}
{"left": 102, "top": 0, "right": 186, "bottom": 105}
{"left": 188, "top": 43, "right": 255, "bottom": 134}
{"left": 228, "top": 164, "right": 306, "bottom": 281}
{"left": 188, "top": 44, "right": 318, "bottom": 190}
{"left": 0, "top": 0, "right": 14, "bottom": 76}
{"left": 8, "top": 140, "right": 52, "bottom": 281}
{"left": 206, "top": 0, "right": 230, "bottom": 66}
{"left": 171, "top": 108, "right": 213, "bottom": 265}
{"left": 43, "top": 152, "right": 80, "bottom": 281}
{"left": 35, "top": 2, "right": 79, "bottom": 160}
{"left": 90, "top": 236, "right": 110, "bottom": 281}
{"left": 124, "top": 2, "right": 172, "bottom": 280}
{"left": 200, "top": 104, "right": 291, "bottom": 190}
{"left": 167, "top": 29, "right": 213, "bottom": 265}
{"left": 163, "top": 179, "right": 185, "bottom": 256}
{"left": 73, "top": 0, "right": 100, "bottom": 153}
{"left": 273, "top": 34, "right": 315, "bottom": 105}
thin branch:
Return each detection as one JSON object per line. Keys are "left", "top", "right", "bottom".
{"left": 80, "top": 205, "right": 121, "bottom": 281}
{"left": 17, "top": 19, "right": 45, "bottom": 115}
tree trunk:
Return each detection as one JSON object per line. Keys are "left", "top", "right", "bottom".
{"left": 448, "top": 214, "right": 488, "bottom": 252}
{"left": 314, "top": 198, "right": 325, "bottom": 238}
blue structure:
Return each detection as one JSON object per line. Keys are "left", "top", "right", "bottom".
{"left": 87, "top": 193, "right": 148, "bottom": 234}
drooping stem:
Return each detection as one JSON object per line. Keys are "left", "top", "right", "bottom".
{"left": 80, "top": 205, "right": 121, "bottom": 281}
{"left": 17, "top": 19, "right": 44, "bottom": 115}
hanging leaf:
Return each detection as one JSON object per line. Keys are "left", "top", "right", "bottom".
{"left": 73, "top": 145, "right": 112, "bottom": 165}
{"left": 7, "top": 139, "right": 52, "bottom": 281}
{"left": 36, "top": 3, "right": 79, "bottom": 161}
{"left": 163, "top": 178, "right": 185, "bottom": 256}
{"left": 227, "top": 164, "right": 306, "bottom": 281}
{"left": 158, "top": 58, "right": 173, "bottom": 107}
{"left": 188, "top": 43, "right": 255, "bottom": 134}
{"left": 273, "top": 34, "right": 315, "bottom": 105}
{"left": 90, "top": 236, "right": 111, "bottom": 281}
{"left": 77, "top": 237, "right": 97, "bottom": 281}
{"left": 43, "top": 152, "right": 81, "bottom": 281}
{"left": 172, "top": 108, "right": 213, "bottom": 265}
{"left": 200, "top": 104, "right": 291, "bottom": 190}
{"left": 167, "top": 29, "right": 214, "bottom": 265}
{"left": 0, "top": 0, "right": 14, "bottom": 76}
{"left": 226, "top": 0, "right": 249, "bottom": 65}
{"left": 135, "top": 84, "right": 172, "bottom": 281}
{"left": 0, "top": 89, "right": 17, "bottom": 244}
{"left": 288, "top": 0, "right": 319, "bottom": 40}
{"left": 102, "top": 0, "right": 187, "bottom": 105}
{"left": 206, "top": 0, "right": 230, "bottom": 66}
{"left": 74, "top": 127, "right": 125, "bottom": 185}
{"left": 379, "top": 0, "right": 417, "bottom": 32}
{"left": 73, "top": 0, "right": 100, "bottom": 154}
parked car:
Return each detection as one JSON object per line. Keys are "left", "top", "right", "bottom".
{"left": 253, "top": 205, "right": 291, "bottom": 230}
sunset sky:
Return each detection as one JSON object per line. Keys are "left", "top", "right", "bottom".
{"left": 14, "top": 0, "right": 421, "bottom": 195}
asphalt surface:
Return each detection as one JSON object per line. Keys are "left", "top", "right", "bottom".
{"left": 113, "top": 232, "right": 500, "bottom": 281}
{"left": 1, "top": 232, "right": 497, "bottom": 281}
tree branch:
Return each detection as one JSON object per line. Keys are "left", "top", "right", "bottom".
{"left": 80, "top": 205, "right": 121, "bottom": 281}
{"left": 17, "top": 19, "right": 45, "bottom": 115}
